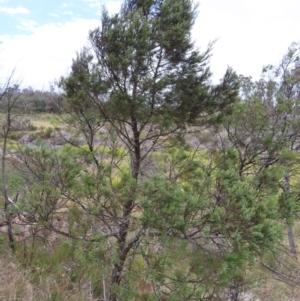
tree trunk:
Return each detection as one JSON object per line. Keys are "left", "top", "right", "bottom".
{"left": 2, "top": 128, "right": 15, "bottom": 253}
{"left": 109, "top": 118, "right": 141, "bottom": 301}
{"left": 287, "top": 224, "right": 297, "bottom": 254}
{"left": 284, "top": 171, "right": 297, "bottom": 254}
{"left": 228, "top": 280, "right": 240, "bottom": 301}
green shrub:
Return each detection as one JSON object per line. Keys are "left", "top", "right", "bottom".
{"left": 43, "top": 127, "right": 53, "bottom": 138}
{"left": 8, "top": 131, "right": 24, "bottom": 141}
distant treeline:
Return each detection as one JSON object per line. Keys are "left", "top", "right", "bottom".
{"left": 14, "top": 87, "right": 64, "bottom": 114}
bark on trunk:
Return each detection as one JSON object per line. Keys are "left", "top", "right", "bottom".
{"left": 284, "top": 171, "right": 297, "bottom": 254}
{"left": 2, "top": 128, "right": 15, "bottom": 252}
{"left": 109, "top": 117, "right": 141, "bottom": 301}
{"left": 287, "top": 224, "right": 297, "bottom": 254}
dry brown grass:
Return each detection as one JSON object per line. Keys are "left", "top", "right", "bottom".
{"left": 31, "top": 120, "right": 55, "bottom": 129}
{"left": 0, "top": 246, "right": 96, "bottom": 301}
{"left": 0, "top": 251, "right": 34, "bottom": 301}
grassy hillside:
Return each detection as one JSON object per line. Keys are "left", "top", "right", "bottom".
{"left": 0, "top": 113, "right": 298, "bottom": 300}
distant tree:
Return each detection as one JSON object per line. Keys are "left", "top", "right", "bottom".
{"left": 13, "top": 87, "right": 64, "bottom": 114}
{"left": 216, "top": 45, "right": 300, "bottom": 294}
{"left": 0, "top": 70, "right": 21, "bottom": 252}
{"left": 18, "top": 87, "right": 34, "bottom": 113}
{"left": 239, "top": 43, "right": 300, "bottom": 255}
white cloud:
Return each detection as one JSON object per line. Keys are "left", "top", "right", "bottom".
{"left": 62, "top": 11, "right": 74, "bottom": 16}
{"left": 0, "top": 1, "right": 125, "bottom": 90}
{"left": 0, "top": 18, "right": 100, "bottom": 89}
{"left": 17, "top": 20, "right": 37, "bottom": 32}
{"left": 0, "top": 6, "right": 29, "bottom": 15}
{"left": 49, "top": 13, "right": 60, "bottom": 18}
{"left": 83, "top": 0, "right": 101, "bottom": 8}
{"left": 194, "top": 0, "right": 300, "bottom": 81}
{"left": 1, "top": 0, "right": 300, "bottom": 89}
{"left": 105, "top": 1, "right": 122, "bottom": 15}
{"left": 61, "top": 3, "right": 70, "bottom": 8}
{"left": 83, "top": 0, "right": 122, "bottom": 15}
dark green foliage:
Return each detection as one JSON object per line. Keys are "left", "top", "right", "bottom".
{"left": 61, "top": 0, "right": 239, "bottom": 131}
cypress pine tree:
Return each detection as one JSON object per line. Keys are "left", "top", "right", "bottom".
{"left": 59, "top": 1, "right": 239, "bottom": 299}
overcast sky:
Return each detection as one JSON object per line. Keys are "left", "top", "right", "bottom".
{"left": 0, "top": 0, "right": 299, "bottom": 90}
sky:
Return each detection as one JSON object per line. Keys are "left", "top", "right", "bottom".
{"left": 0, "top": 0, "right": 299, "bottom": 90}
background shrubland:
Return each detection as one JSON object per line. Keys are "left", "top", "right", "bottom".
{"left": 1, "top": 1, "right": 300, "bottom": 300}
